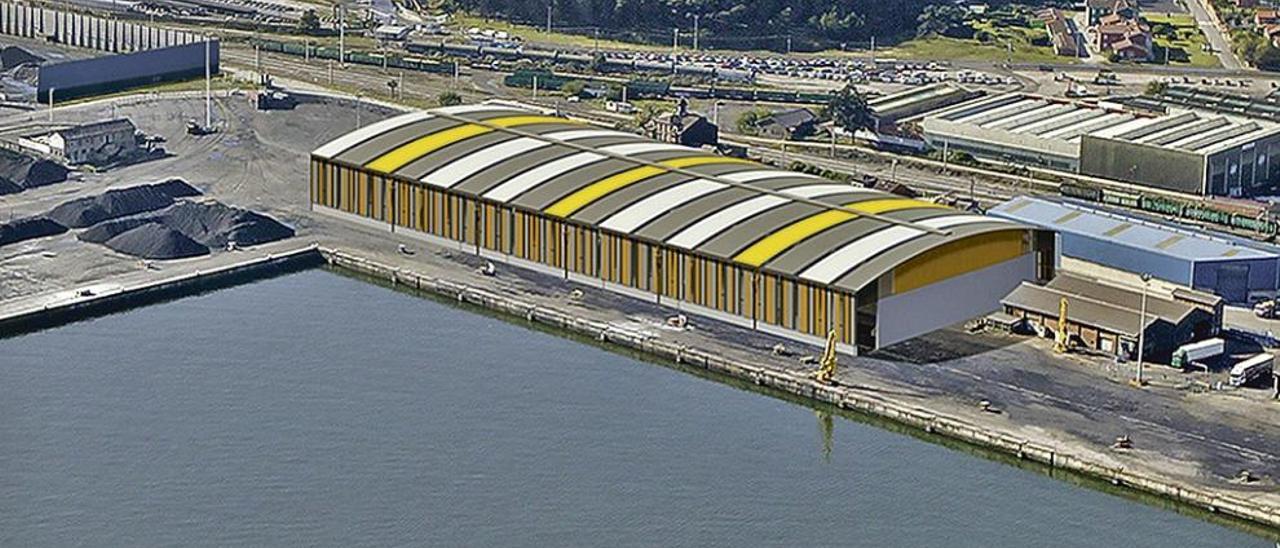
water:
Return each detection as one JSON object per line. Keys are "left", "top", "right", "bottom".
{"left": 0, "top": 269, "right": 1271, "bottom": 547}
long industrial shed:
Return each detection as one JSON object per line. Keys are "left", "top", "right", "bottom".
{"left": 310, "top": 103, "right": 1055, "bottom": 353}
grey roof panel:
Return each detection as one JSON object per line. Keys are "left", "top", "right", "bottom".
{"left": 393, "top": 122, "right": 582, "bottom": 180}
{"left": 763, "top": 208, "right": 958, "bottom": 275}
{"left": 451, "top": 136, "right": 641, "bottom": 197}
{"left": 570, "top": 163, "right": 755, "bottom": 225}
{"left": 509, "top": 150, "right": 702, "bottom": 210}
{"left": 333, "top": 108, "right": 523, "bottom": 166}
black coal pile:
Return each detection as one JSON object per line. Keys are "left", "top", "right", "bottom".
{"left": 0, "top": 148, "right": 69, "bottom": 195}
{"left": 46, "top": 181, "right": 204, "bottom": 228}
{"left": 0, "top": 216, "right": 67, "bottom": 247}
{"left": 157, "top": 201, "right": 294, "bottom": 247}
{"left": 151, "top": 178, "right": 202, "bottom": 198}
{"left": 77, "top": 217, "right": 151, "bottom": 244}
{"left": 100, "top": 222, "right": 209, "bottom": 260}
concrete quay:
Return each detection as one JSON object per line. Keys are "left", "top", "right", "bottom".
{"left": 322, "top": 245, "right": 1280, "bottom": 533}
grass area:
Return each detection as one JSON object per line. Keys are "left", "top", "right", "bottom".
{"left": 885, "top": 34, "right": 1061, "bottom": 64}
{"left": 59, "top": 75, "right": 256, "bottom": 107}
{"left": 1146, "top": 13, "right": 1220, "bottom": 68}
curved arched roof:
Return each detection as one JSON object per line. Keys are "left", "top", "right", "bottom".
{"left": 313, "top": 103, "right": 1026, "bottom": 294}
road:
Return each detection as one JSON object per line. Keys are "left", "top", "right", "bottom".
{"left": 1185, "top": 0, "right": 1244, "bottom": 71}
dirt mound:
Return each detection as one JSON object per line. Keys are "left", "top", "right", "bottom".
{"left": 0, "top": 216, "right": 67, "bottom": 247}
{"left": 0, "top": 148, "right": 69, "bottom": 195}
{"left": 101, "top": 222, "right": 209, "bottom": 260}
{"left": 151, "top": 178, "right": 202, "bottom": 198}
{"left": 47, "top": 185, "right": 175, "bottom": 228}
{"left": 156, "top": 201, "right": 294, "bottom": 247}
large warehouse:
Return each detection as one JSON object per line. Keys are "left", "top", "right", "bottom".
{"left": 990, "top": 196, "right": 1280, "bottom": 304}
{"left": 919, "top": 93, "right": 1280, "bottom": 197}
{"left": 310, "top": 103, "right": 1054, "bottom": 354}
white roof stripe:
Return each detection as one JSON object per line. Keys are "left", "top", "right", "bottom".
{"left": 312, "top": 111, "right": 432, "bottom": 159}
{"left": 601, "top": 180, "right": 727, "bottom": 232}
{"left": 482, "top": 142, "right": 692, "bottom": 202}
{"left": 666, "top": 184, "right": 863, "bottom": 250}
{"left": 421, "top": 129, "right": 622, "bottom": 188}
{"left": 799, "top": 215, "right": 1013, "bottom": 284}
{"left": 598, "top": 169, "right": 818, "bottom": 233}
{"left": 311, "top": 104, "right": 505, "bottom": 159}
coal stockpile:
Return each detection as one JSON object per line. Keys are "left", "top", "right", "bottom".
{"left": 0, "top": 216, "right": 67, "bottom": 247}
{"left": 158, "top": 201, "right": 294, "bottom": 247}
{"left": 77, "top": 217, "right": 151, "bottom": 244}
{"left": 100, "top": 223, "right": 210, "bottom": 260}
{"left": 150, "top": 178, "right": 202, "bottom": 198}
{"left": 46, "top": 180, "right": 204, "bottom": 228}
{"left": 0, "top": 149, "right": 69, "bottom": 195}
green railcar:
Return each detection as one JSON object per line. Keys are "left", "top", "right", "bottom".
{"left": 1059, "top": 182, "right": 1102, "bottom": 202}
{"left": 1139, "top": 195, "right": 1184, "bottom": 216}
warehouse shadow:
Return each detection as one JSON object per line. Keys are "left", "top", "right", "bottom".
{"left": 872, "top": 324, "right": 1025, "bottom": 364}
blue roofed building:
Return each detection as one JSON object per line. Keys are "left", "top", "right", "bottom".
{"left": 989, "top": 196, "right": 1280, "bottom": 304}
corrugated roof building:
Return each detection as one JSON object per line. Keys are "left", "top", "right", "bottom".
{"left": 919, "top": 93, "right": 1280, "bottom": 196}
{"left": 990, "top": 196, "right": 1280, "bottom": 303}
{"left": 310, "top": 102, "right": 1056, "bottom": 353}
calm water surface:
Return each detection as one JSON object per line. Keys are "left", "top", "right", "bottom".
{"left": 0, "top": 269, "right": 1272, "bottom": 547}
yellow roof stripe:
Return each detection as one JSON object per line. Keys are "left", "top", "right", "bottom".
{"left": 364, "top": 115, "right": 572, "bottom": 174}
{"left": 733, "top": 198, "right": 948, "bottom": 267}
{"left": 544, "top": 156, "right": 751, "bottom": 218}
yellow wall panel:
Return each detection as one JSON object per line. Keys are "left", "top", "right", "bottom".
{"left": 892, "top": 230, "right": 1027, "bottom": 295}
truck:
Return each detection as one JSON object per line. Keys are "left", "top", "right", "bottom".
{"left": 1229, "top": 353, "right": 1273, "bottom": 387}
{"left": 1170, "top": 338, "right": 1225, "bottom": 369}
{"left": 1254, "top": 299, "right": 1278, "bottom": 319}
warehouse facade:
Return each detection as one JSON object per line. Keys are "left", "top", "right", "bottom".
{"left": 990, "top": 196, "right": 1280, "bottom": 304}
{"left": 311, "top": 104, "right": 1053, "bottom": 353}
{"left": 919, "top": 93, "right": 1280, "bottom": 196}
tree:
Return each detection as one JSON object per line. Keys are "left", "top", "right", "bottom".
{"left": 298, "top": 9, "right": 321, "bottom": 35}
{"left": 916, "top": 4, "right": 972, "bottom": 39}
{"left": 826, "top": 84, "right": 874, "bottom": 133}
{"left": 1144, "top": 80, "right": 1169, "bottom": 96}
{"left": 437, "top": 91, "right": 463, "bottom": 107}
{"left": 634, "top": 102, "right": 665, "bottom": 128}
{"left": 736, "top": 108, "right": 767, "bottom": 134}
{"left": 562, "top": 80, "right": 586, "bottom": 98}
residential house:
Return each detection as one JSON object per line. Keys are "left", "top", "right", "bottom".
{"left": 1085, "top": 0, "right": 1138, "bottom": 26}
{"left": 1093, "top": 13, "right": 1153, "bottom": 61}
{"left": 757, "top": 108, "right": 817, "bottom": 140}
{"left": 644, "top": 98, "right": 719, "bottom": 148}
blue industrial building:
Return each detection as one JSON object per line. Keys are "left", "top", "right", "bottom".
{"left": 989, "top": 196, "right": 1280, "bottom": 304}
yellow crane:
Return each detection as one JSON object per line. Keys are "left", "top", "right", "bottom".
{"left": 1053, "top": 297, "right": 1070, "bottom": 354}
{"left": 811, "top": 330, "right": 839, "bottom": 384}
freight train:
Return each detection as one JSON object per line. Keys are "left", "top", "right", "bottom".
{"left": 1059, "top": 183, "right": 1279, "bottom": 237}
{"left": 253, "top": 39, "right": 457, "bottom": 74}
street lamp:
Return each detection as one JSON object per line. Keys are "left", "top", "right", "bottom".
{"left": 1135, "top": 272, "right": 1152, "bottom": 387}
{"left": 686, "top": 12, "right": 700, "bottom": 52}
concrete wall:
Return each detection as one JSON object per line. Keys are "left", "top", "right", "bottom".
{"left": 0, "top": 2, "right": 203, "bottom": 53}
{"left": 1079, "top": 135, "right": 1207, "bottom": 195}
{"left": 1060, "top": 232, "right": 1195, "bottom": 286}
{"left": 876, "top": 253, "right": 1035, "bottom": 349}
{"left": 37, "top": 40, "right": 219, "bottom": 101}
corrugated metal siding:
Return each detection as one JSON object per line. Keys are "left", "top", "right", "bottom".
{"left": 1061, "top": 232, "right": 1195, "bottom": 286}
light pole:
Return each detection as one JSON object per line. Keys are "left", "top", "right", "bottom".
{"left": 545, "top": 3, "right": 552, "bottom": 34}
{"left": 687, "top": 13, "right": 700, "bottom": 52}
{"left": 1135, "top": 272, "right": 1152, "bottom": 386}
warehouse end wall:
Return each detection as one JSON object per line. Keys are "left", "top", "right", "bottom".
{"left": 1078, "top": 136, "right": 1206, "bottom": 195}
{"left": 877, "top": 253, "right": 1035, "bottom": 349}
{"left": 1192, "top": 258, "right": 1280, "bottom": 304}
